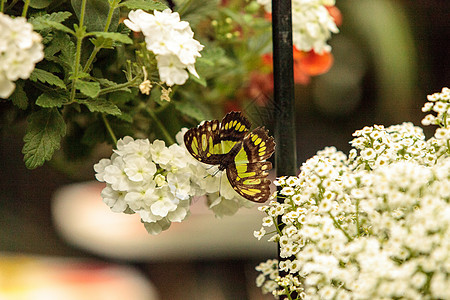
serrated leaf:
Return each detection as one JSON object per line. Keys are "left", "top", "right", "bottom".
{"left": 9, "top": 81, "right": 28, "bottom": 110}
{"left": 173, "top": 100, "right": 207, "bottom": 121}
{"left": 89, "top": 32, "right": 132, "bottom": 44}
{"left": 119, "top": 0, "right": 167, "bottom": 11}
{"left": 36, "top": 92, "right": 67, "bottom": 108}
{"left": 75, "top": 80, "right": 100, "bottom": 98}
{"left": 81, "top": 98, "right": 121, "bottom": 115}
{"left": 38, "top": 19, "right": 74, "bottom": 34}
{"left": 30, "top": 68, "right": 66, "bottom": 89}
{"left": 30, "top": 11, "right": 72, "bottom": 30}
{"left": 22, "top": 109, "right": 66, "bottom": 169}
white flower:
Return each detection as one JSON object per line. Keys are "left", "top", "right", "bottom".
{"left": 156, "top": 54, "right": 190, "bottom": 86}
{"left": 257, "top": 0, "right": 338, "bottom": 53}
{"left": 124, "top": 156, "right": 157, "bottom": 182}
{"left": 124, "top": 9, "right": 203, "bottom": 86}
{"left": 254, "top": 227, "right": 266, "bottom": 240}
{"left": 101, "top": 185, "right": 127, "bottom": 212}
{"left": 95, "top": 135, "right": 199, "bottom": 234}
{"left": 0, "top": 13, "right": 44, "bottom": 98}
{"left": 150, "top": 139, "right": 172, "bottom": 165}
{"left": 255, "top": 90, "right": 450, "bottom": 298}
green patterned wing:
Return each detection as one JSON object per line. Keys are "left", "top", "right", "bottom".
{"left": 184, "top": 111, "right": 251, "bottom": 165}
{"left": 226, "top": 127, "right": 276, "bottom": 203}
{"left": 184, "top": 119, "right": 224, "bottom": 165}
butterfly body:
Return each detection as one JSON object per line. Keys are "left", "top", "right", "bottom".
{"left": 184, "top": 111, "right": 275, "bottom": 203}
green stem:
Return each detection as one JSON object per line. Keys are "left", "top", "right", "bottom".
{"left": 328, "top": 212, "right": 353, "bottom": 241}
{"left": 103, "top": 0, "right": 119, "bottom": 32}
{"left": 21, "top": 0, "right": 30, "bottom": 17}
{"left": 1, "top": 0, "right": 5, "bottom": 12}
{"left": 102, "top": 114, "right": 117, "bottom": 145}
{"left": 146, "top": 108, "right": 175, "bottom": 145}
{"left": 83, "top": 0, "right": 120, "bottom": 73}
{"left": 98, "top": 78, "right": 139, "bottom": 96}
{"left": 355, "top": 198, "right": 360, "bottom": 237}
{"left": 69, "top": 0, "right": 88, "bottom": 103}
{"left": 83, "top": 46, "right": 102, "bottom": 73}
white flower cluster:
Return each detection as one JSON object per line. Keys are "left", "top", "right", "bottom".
{"left": 422, "top": 87, "right": 450, "bottom": 141}
{"left": 255, "top": 89, "right": 450, "bottom": 299}
{"left": 256, "top": 0, "right": 339, "bottom": 53}
{"left": 124, "top": 9, "right": 204, "bottom": 86}
{"left": 0, "top": 13, "right": 44, "bottom": 98}
{"left": 94, "top": 130, "right": 251, "bottom": 235}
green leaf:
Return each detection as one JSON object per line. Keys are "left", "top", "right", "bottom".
{"left": 30, "top": 69, "right": 66, "bottom": 89}
{"left": 22, "top": 109, "right": 66, "bottom": 169}
{"left": 75, "top": 80, "right": 100, "bottom": 98}
{"left": 36, "top": 93, "right": 67, "bottom": 108}
{"left": 90, "top": 37, "right": 114, "bottom": 49}
{"left": 119, "top": 0, "right": 168, "bottom": 11}
{"left": 38, "top": 20, "right": 74, "bottom": 34}
{"left": 115, "top": 112, "right": 133, "bottom": 123}
{"left": 71, "top": 0, "right": 120, "bottom": 32}
{"left": 29, "top": 0, "right": 52, "bottom": 9}
{"left": 59, "top": 35, "right": 76, "bottom": 71}
{"left": 30, "top": 11, "right": 72, "bottom": 31}
{"left": 89, "top": 32, "right": 132, "bottom": 44}
{"left": 173, "top": 100, "right": 207, "bottom": 121}
{"left": 9, "top": 82, "right": 28, "bottom": 110}
{"left": 81, "top": 98, "right": 121, "bottom": 115}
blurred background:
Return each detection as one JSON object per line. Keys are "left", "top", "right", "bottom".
{"left": 0, "top": 0, "right": 448, "bottom": 299}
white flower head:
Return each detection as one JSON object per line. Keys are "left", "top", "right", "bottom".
{"left": 124, "top": 9, "right": 203, "bottom": 86}
{"left": 0, "top": 13, "right": 44, "bottom": 98}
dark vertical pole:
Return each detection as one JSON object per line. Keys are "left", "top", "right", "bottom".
{"left": 273, "top": 0, "right": 296, "bottom": 178}
{"left": 272, "top": 1, "right": 296, "bottom": 298}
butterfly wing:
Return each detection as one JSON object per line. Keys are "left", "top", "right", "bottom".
{"left": 184, "top": 111, "right": 252, "bottom": 165}
{"left": 184, "top": 119, "right": 225, "bottom": 165}
{"left": 217, "top": 111, "right": 251, "bottom": 156}
{"left": 226, "top": 127, "right": 275, "bottom": 203}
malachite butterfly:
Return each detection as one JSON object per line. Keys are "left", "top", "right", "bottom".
{"left": 184, "top": 111, "right": 276, "bottom": 203}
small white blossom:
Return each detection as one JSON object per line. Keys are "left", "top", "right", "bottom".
{"left": 0, "top": 13, "right": 44, "bottom": 98}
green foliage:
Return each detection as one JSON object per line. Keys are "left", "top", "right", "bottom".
{"left": 119, "top": 0, "right": 168, "bottom": 11}
{"left": 29, "top": 69, "right": 66, "bottom": 89}
{"left": 89, "top": 32, "right": 133, "bottom": 45}
{"left": 71, "top": 0, "right": 120, "bottom": 32}
{"left": 80, "top": 98, "right": 122, "bottom": 116}
{"left": 37, "top": 19, "right": 75, "bottom": 34}
{"left": 9, "top": 82, "right": 28, "bottom": 110}
{"left": 29, "top": 0, "right": 52, "bottom": 9}
{"left": 22, "top": 109, "right": 66, "bottom": 169}
{"left": 29, "top": 11, "right": 73, "bottom": 29}
{"left": 75, "top": 80, "right": 101, "bottom": 98}
{"left": 36, "top": 92, "right": 67, "bottom": 108}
